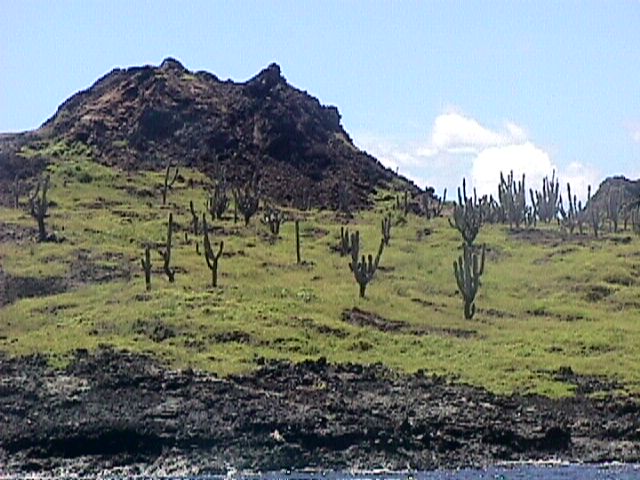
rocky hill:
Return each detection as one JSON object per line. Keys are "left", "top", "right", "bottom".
{"left": 1, "top": 58, "right": 415, "bottom": 209}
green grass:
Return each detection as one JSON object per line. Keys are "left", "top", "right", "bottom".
{"left": 2, "top": 153, "right": 640, "bottom": 398}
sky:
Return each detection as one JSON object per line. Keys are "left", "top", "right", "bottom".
{"left": 2, "top": 1, "right": 639, "bottom": 200}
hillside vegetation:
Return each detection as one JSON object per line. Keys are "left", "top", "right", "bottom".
{"left": 1, "top": 143, "right": 640, "bottom": 398}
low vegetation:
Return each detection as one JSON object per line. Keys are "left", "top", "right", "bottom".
{"left": 1, "top": 145, "right": 640, "bottom": 399}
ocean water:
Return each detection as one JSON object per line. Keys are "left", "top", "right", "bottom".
{"left": 218, "top": 464, "right": 640, "bottom": 480}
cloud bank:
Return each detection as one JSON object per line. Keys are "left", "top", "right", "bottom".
{"left": 353, "top": 111, "right": 599, "bottom": 201}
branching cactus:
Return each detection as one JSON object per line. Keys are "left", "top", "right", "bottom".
{"left": 207, "top": 182, "right": 230, "bottom": 220}
{"left": 202, "top": 214, "right": 224, "bottom": 287}
{"left": 453, "top": 243, "right": 486, "bottom": 320}
{"left": 29, "top": 174, "right": 50, "bottom": 242}
{"left": 189, "top": 200, "right": 200, "bottom": 236}
{"left": 158, "top": 213, "right": 175, "bottom": 282}
{"left": 530, "top": 172, "right": 560, "bottom": 224}
{"left": 449, "top": 178, "right": 483, "bottom": 246}
{"left": 234, "top": 179, "right": 260, "bottom": 226}
{"left": 339, "top": 226, "right": 353, "bottom": 256}
{"left": 421, "top": 189, "right": 447, "bottom": 219}
{"left": 162, "top": 161, "right": 179, "bottom": 205}
{"left": 349, "top": 231, "right": 385, "bottom": 298}
{"left": 381, "top": 214, "right": 392, "bottom": 246}
{"left": 141, "top": 244, "right": 152, "bottom": 290}
{"left": 261, "top": 206, "right": 284, "bottom": 236}
{"left": 498, "top": 171, "right": 527, "bottom": 229}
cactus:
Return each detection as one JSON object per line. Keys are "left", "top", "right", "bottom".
{"left": 530, "top": 172, "right": 560, "bottom": 224}
{"left": 349, "top": 231, "right": 385, "bottom": 298}
{"left": 607, "top": 186, "right": 623, "bottom": 233}
{"left": 162, "top": 161, "right": 179, "bottom": 205}
{"left": 337, "top": 181, "right": 351, "bottom": 214}
{"left": 158, "top": 213, "right": 175, "bottom": 282}
{"left": 498, "top": 171, "right": 527, "bottom": 229}
{"left": 396, "top": 190, "right": 409, "bottom": 216}
{"left": 295, "top": 219, "right": 301, "bottom": 264}
{"left": 339, "top": 226, "right": 353, "bottom": 256}
{"left": 558, "top": 182, "right": 586, "bottom": 235}
{"left": 381, "top": 214, "right": 392, "bottom": 246}
{"left": 29, "top": 174, "right": 50, "bottom": 242}
{"left": 448, "top": 178, "right": 482, "bottom": 246}
{"left": 234, "top": 178, "right": 259, "bottom": 226}
{"left": 189, "top": 200, "right": 199, "bottom": 236}
{"left": 453, "top": 243, "right": 486, "bottom": 320}
{"left": 13, "top": 175, "right": 20, "bottom": 209}
{"left": 141, "top": 244, "right": 152, "bottom": 290}
{"left": 261, "top": 206, "right": 284, "bottom": 236}
{"left": 202, "top": 214, "right": 223, "bottom": 287}
{"left": 420, "top": 188, "right": 446, "bottom": 219}
{"left": 207, "top": 182, "right": 229, "bottom": 220}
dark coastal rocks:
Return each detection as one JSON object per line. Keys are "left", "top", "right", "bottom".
{"left": 0, "top": 349, "right": 639, "bottom": 475}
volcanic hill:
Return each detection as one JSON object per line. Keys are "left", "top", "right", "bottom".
{"left": 1, "top": 58, "right": 413, "bottom": 209}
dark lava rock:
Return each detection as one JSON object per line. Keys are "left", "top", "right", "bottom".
{"left": 1, "top": 348, "right": 639, "bottom": 476}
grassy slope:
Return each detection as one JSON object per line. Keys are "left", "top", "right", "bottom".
{"left": 1, "top": 145, "right": 639, "bottom": 398}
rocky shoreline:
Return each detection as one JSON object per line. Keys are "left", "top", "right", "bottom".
{"left": 1, "top": 349, "right": 639, "bottom": 476}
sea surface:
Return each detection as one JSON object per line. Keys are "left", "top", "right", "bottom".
{"left": 183, "top": 464, "right": 640, "bottom": 480}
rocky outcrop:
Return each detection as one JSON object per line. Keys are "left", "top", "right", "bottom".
{"left": 23, "top": 58, "right": 414, "bottom": 209}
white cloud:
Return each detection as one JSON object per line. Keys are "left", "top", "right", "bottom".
{"left": 629, "top": 123, "right": 640, "bottom": 143}
{"left": 353, "top": 109, "right": 599, "bottom": 202}
{"left": 431, "top": 112, "right": 519, "bottom": 152}
{"left": 470, "top": 142, "right": 555, "bottom": 198}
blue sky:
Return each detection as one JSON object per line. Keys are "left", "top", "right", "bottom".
{"left": 2, "top": 1, "right": 639, "bottom": 198}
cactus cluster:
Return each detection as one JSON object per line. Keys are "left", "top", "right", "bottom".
{"left": 529, "top": 172, "right": 560, "bottom": 224}
{"left": 499, "top": 171, "right": 528, "bottom": 230}
{"left": 420, "top": 189, "right": 446, "bottom": 219}
{"left": 208, "top": 182, "right": 229, "bottom": 220}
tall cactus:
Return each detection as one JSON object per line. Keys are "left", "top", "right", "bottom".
{"left": 29, "top": 174, "right": 50, "bottom": 242}
{"left": 349, "top": 231, "right": 385, "bottom": 298}
{"left": 453, "top": 244, "right": 486, "bottom": 320}
{"left": 449, "top": 178, "right": 483, "bottom": 246}
{"left": 158, "top": 213, "right": 175, "bottom": 282}
{"left": 529, "top": 172, "right": 560, "bottom": 224}
{"left": 162, "top": 161, "right": 179, "bottom": 206}
{"left": 207, "top": 182, "right": 229, "bottom": 220}
{"left": 339, "top": 226, "right": 353, "bottom": 256}
{"left": 421, "top": 188, "right": 447, "bottom": 219}
{"left": 189, "top": 200, "right": 200, "bottom": 236}
{"left": 261, "top": 206, "right": 284, "bottom": 236}
{"left": 607, "top": 186, "right": 623, "bottom": 233}
{"left": 141, "top": 244, "right": 152, "bottom": 290}
{"left": 202, "top": 214, "right": 223, "bottom": 287}
{"left": 498, "top": 171, "right": 527, "bottom": 229}
{"left": 234, "top": 178, "right": 259, "bottom": 226}
{"left": 381, "top": 214, "right": 392, "bottom": 246}
{"left": 13, "top": 175, "right": 20, "bottom": 209}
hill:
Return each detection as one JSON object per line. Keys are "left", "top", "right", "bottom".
{"left": 0, "top": 58, "right": 415, "bottom": 210}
